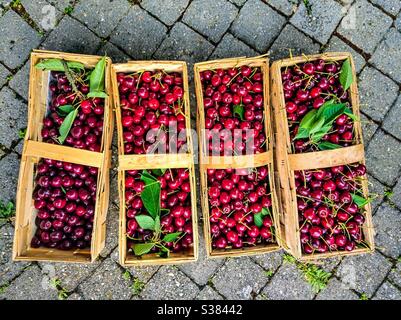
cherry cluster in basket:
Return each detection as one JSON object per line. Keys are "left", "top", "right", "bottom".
{"left": 296, "top": 163, "right": 368, "bottom": 254}
{"left": 117, "top": 70, "right": 187, "bottom": 155}
{"left": 282, "top": 59, "right": 355, "bottom": 153}
{"left": 41, "top": 71, "right": 105, "bottom": 151}
{"left": 31, "top": 159, "right": 97, "bottom": 250}
{"left": 125, "top": 168, "right": 193, "bottom": 257}
{"left": 207, "top": 166, "right": 275, "bottom": 250}
{"left": 200, "top": 66, "right": 266, "bottom": 156}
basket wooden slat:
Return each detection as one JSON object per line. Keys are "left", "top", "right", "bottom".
{"left": 13, "top": 50, "right": 113, "bottom": 263}
{"left": 194, "top": 56, "right": 282, "bottom": 258}
{"left": 111, "top": 61, "right": 198, "bottom": 267}
{"left": 271, "top": 52, "right": 374, "bottom": 260}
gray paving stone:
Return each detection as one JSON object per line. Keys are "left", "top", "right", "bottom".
{"left": 373, "top": 202, "right": 401, "bottom": 259}
{"left": 266, "top": 0, "right": 297, "bottom": 16}
{"left": 67, "top": 293, "right": 83, "bottom": 300}
{"left": 366, "top": 130, "right": 401, "bottom": 186}
{"left": 360, "top": 113, "right": 378, "bottom": 145}
{"left": 210, "top": 33, "right": 258, "bottom": 59}
{"left": 312, "top": 256, "right": 342, "bottom": 273}
{"left": 336, "top": 252, "right": 392, "bottom": 297}
{"left": 373, "top": 281, "right": 401, "bottom": 300}
{"left": 0, "top": 10, "right": 41, "bottom": 69}
{"left": 260, "top": 262, "right": 315, "bottom": 299}
{"left": 251, "top": 250, "right": 283, "bottom": 272}
{"left": 316, "top": 277, "right": 359, "bottom": 300}
{"left": 140, "top": 266, "right": 200, "bottom": 300}
{"left": 388, "top": 262, "right": 401, "bottom": 288}
{"left": 183, "top": 0, "right": 238, "bottom": 43}
{"left": 21, "top": 0, "right": 62, "bottom": 31}
{"left": 196, "top": 285, "right": 224, "bottom": 300}
{"left": 39, "top": 261, "right": 101, "bottom": 292}
{"left": 369, "top": 0, "right": 401, "bottom": 16}
{"left": 78, "top": 258, "right": 132, "bottom": 300}
{"left": 337, "top": 0, "right": 392, "bottom": 54}
{"left": 72, "top": 0, "right": 130, "bottom": 38}
{"left": 396, "top": 13, "right": 401, "bottom": 32}
{"left": 324, "top": 35, "right": 366, "bottom": 73}
{"left": 179, "top": 229, "right": 225, "bottom": 286}
{"left": 358, "top": 66, "right": 398, "bottom": 122}
{"left": 383, "top": 95, "right": 401, "bottom": 141}
{"left": 9, "top": 60, "right": 30, "bottom": 101}
{"left": 212, "top": 257, "right": 267, "bottom": 299}
{"left": 40, "top": 16, "right": 102, "bottom": 54}
{"left": 0, "top": 224, "right": 30, "bottom": 286}
{"left": 290, "top": 0, "right": 343, "bottom": 44}
{"left": 268, "top": 24, "right": 320, "bottom": 60}
{"left": 230, "top": 0, "right": 286, "bottom": 52}
{"left": 0, "top": 87, "right": 27, "bottom": 149}
{"left": 370, "top": 28, "right": 401, "bottom": 83}
{"left": 393, "top": 179, "right": 401, "bottom": 209}
{"left": 229, "top": 0, "right": 247, "bottom": 6}
{"left": 154, "top": 22, "right": 214, "bottom": 63}
{"left": 0, "top": 153, "right": 20, "bottom": 204}
{"left": 13, "top": 140, "right": 23, "bottom": 155}
{"left": 46, "top": 0, "right": 74, "bottom": 11}
{"left": 141, "top": 0, "right": 189, "bottom": 26}
{"left": 110, "top": 6, "right": 167, "bottom": 59}
{"left": 0, "top": 265, "right": 59, "bottom": 300}
{"left": 0, "top": 63, "right": 10, "bottom": 88}
{"left": 99, "top": 206, "right": 119, "bottom": 258}
{"left": 367, "top": 174, "right": 386, "bottom": 213}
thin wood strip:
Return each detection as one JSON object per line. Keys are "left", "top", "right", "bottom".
{"left": 24, "top": 140, "right": 103, "bottom": 168}
{"left": 201, "top": 151, "right": 272, "bottom": 169}
{"left": 288, "top": 144, "right": 365, "bottom": 171}
{"left": 118, "top": 153, "right": 193, "bottom": 170}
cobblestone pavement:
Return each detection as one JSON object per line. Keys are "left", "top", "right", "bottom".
{"left": 0, "top": 0, "right": 400, "bottom": 300}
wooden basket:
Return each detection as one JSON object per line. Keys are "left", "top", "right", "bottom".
{"left": 271, "top": 52, "right": 375, "bottom": 260}
{"left": 13, "top": 50, "right": 113, "bottom": 263}
{"left": 194, "top": 56, "right": 282, "bottom": 258}
{"left": 111, "top": 61, "right": 199, "bottom": 266}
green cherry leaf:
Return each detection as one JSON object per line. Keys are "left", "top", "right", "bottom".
{"left": 339, "top": 59, "right": 353, "bottom": 91}
{"left": 317, "top": 141, "right": 342, "bottom": 150}
{"left": 132, "top": 243, "right": 155, "bottom": 256}
{"left": 134, "top": 215, "right": 155, "bottom": 230}
{"left": 162, "top": 232, "right": 182, "bottom": 243}
{"left": 58, "top": 108, "right": 78, "bottom": 144}
{"left": 233, "top": 104, "right": 245, "bottom": 121}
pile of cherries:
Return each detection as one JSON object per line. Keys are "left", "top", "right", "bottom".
{"left": 31, "top": 159, "right": 98, "bottom": 250}
{"left": 200, "top": 66, "right": 266, "bottom": 156}
{"left": 207, "top": 166, "right": 275, "bottom": 250}
{"left": 296, "top": 163, "right": 367, "bottom": 254}
{"left": 125, "top": 169, "right": 193, "bottom": 253}
{"left": 282, "top": 59, "right": 355, "bottom": 153}
{"left": 41, "top": 71, "right": 105, "bottom": 151}
{"left": 117, "top": 70, "right": 187, "bottom": 155}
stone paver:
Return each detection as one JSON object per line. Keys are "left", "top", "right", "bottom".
{"left": 0, "top": 10, "right": 41, "bottom": 70}
{"left": 360, "top": 113, "right": 378, "bottom": 145}
{"left": 267, "top": 0, "right": 297, "bottom": 16}
{"left": 290, "top": 0, "right": 343, "bottom": 44}
{"left": 370, "top": 28, "right": 401, "bottom": 83}
{"left": 0, "top": 154, "right": 20, "bottom": 204}
{"left": 45, "top": 0, "right": 72, "bottom": 11}
{"left": 367, "top": 174, "right": 386, "bottom": 213}
{"left": 210, "top": 33, "right": 258, "bottom": 59}
{"left": 396, "top": 13, "right": 401, "bottom": 32}
{"left": 366, "top": 130, "right": 401, "bottom": 186}
{"left": 212, "top": 257, "right": 267, "bottom": 299}
{"left": 140, "top": 266, "right": 200, "bottom": 300}
{"left": 0, "top": 87, "right": 27, "bottom": 149}
{"left": 316, "top": 277, "right": 359, "bottom": 300}
{"left": 9, "top": 60, "right": 30, "bottom": 101}
{"left": 154, "top": 22, "right": 214, "bottom": 63}
{"left": 141, "top": 0, "right": 189, "bottom": 26}
{"left": 21, "top": 0, "right": 62, "bottom": 31}
{"left": 67, "top": 293, "right": 84, "bottom": 300}
{"left": 260, "top": 262, "right": 315, "bottom": 300}
{"left": 72, "top": 0, "right": 131, "bottom": 38}
{"left": 393, "top": 179, "right": 401, "bottom": 210}
{"left": 40, "top": 16, "right": 102, "bottom": 54}
{"left": 369, "top": 0, "right": 401, "bottom": 16}
{"left": 0, "top": 224, "right": 30, "bottom": 286}
{"left": 336, "top": 252, "right": 392, "bottom": 297}
{"left": 0, "top": 265, "right": 59, "bottom": 300}
{"left": 99, "top": 207, "right": 119, "bottom": 258}
{"left": 325, "top": 35, "right": 366, "bottom": 73}
{"left": 383, "top": 95, "right": 401, "bottom": 141}
{"left": 251, "top": 250, "right": 283, "bottom": 272}
{"left": 78, "top": 258, "right": 132, "bottom": 300}
{"left": 373, "top": 202, "right": 401, "bottom": 259}
{"left": 196, "top": 285, "right": 224, "bottom": 300}
{"left": 388, "top": 262, "right": 401, "bottom": 288}
{"left": 229, "top": 0, "right": 247, "bottom": 6}
{"left": 373, "top": 281, "right": 401, "bottom": 300}
{"left": 337, "top": 0, "right": 393, "bottom": 54}
{"left": 230, "top": 0, "right": 286, "bottom": 52}
{"left": 358, "top": 67, "right": 398, "bottom": 122}
{"left": 111, "top": 6, "right": 167, "bottom": 59}
{"left": 183, "top": 0, "right": 238, "bottom": 43}
{"left": 268, "top": 24, "right": 320, "bottom": 60}
{"left": 0, "top": 63, "right": 10, "bottom": 88}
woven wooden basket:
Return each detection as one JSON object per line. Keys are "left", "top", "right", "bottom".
{"left": 271, "top": 52, "right": 375, "bottom": 260}
{"left": 13, "top": 50, "right": 113, "bottom": 263}
{"left": 111, "top": 61, "right": 199, "bottom": 266}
